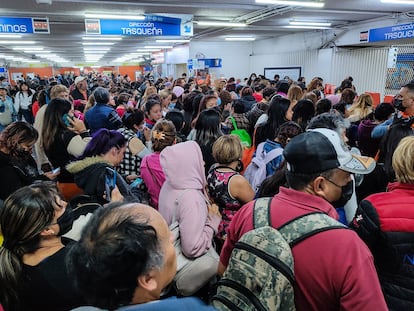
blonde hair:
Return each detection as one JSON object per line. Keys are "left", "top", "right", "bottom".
{"left": 392, "top": 136, "right": 414, "bottom": 184}
{"left": 159, "top": 89, "right": 171, "bottom": 100}
{"left": 50, "top": 85, "right": 69, "bottom": 99}
{"left": 151, "top": 119, "right": 176, "bottom": 152}
{"left": 212, "top": 134, "right": 243, "bottom": 165}
{"left": 347, "top": 93, "right": 373, "bottom": 119}
{"left": 287, "top": 85, "right": 303, "bottom": 103}
{"left": 142, "top": 86, "right": 157, "bottom": 100}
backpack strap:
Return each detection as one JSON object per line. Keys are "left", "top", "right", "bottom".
{"left": 229, "top": 116, "right": 239, "bottom": 131}
{"left": 255, "top": 142, "right": 284, "bottom": 165}
{"left": 253, "top": 197, "right": 272, "bottom": 228}
{"left": 278, "top": 212, "right": 348, "bottom": 247}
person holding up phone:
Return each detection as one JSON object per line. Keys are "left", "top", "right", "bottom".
{"left": 42, "top": 98, "right": 91, "bottom": 201}
{"left": 66, "top": 128, "right": 140, "bottom": 204}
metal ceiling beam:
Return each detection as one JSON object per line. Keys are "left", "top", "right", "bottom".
{"left": 52, "top": 0, "right": 261, "bottom": 10}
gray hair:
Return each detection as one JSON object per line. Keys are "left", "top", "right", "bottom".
{"left": 93, "top": 87, "right": 110, "bottom": 104}
{"left": 306, "top": 111, "right": 350, "bottom": 138}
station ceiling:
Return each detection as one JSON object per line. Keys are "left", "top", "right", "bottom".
{"left": 0, "top": 0, "right": 413, "bottom": 65}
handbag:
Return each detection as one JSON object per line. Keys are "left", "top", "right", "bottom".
{"left": 229, "top": 116, "right": 252, "bottom": 148}
{"left": 170, "top": 189, "right": 219, "bottom": 296}
{"left": 0, "top": 104, "right": 12, "bottom": 126}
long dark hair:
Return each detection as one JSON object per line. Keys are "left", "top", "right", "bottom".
{"left": 18, "top": 82, "right": 33, "bottom": 97}
{"left": 255, "top": 96, "right": 290, "bottom": 146}
{"left": 257, "top": 162, "right": 287, "bottom": 198}
{"left": 41, "top": 98, "right": 72, "bottom": 151}
{"left": 0, "top": 182, "right": 62, "bottom": 311}
{"left": 195, "top": 108, "right": 223, "bottom": 146}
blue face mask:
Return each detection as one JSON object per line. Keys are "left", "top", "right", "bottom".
{"left": 217, "top": 97, "right": 222, "bottom": 106}
{"left": 168, "top": 103, "right": 176, "bottom": 110}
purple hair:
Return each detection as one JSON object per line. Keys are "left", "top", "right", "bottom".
{"left": 81, "top": 128, "right": 126, "bottom": 158}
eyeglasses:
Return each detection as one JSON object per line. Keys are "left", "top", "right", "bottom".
{"left": 324, "top": 177, "right": 342, "bottom": 188}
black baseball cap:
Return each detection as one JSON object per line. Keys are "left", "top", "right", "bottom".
{"left": 283, "top": 128, "right": 375, "bottom": 175}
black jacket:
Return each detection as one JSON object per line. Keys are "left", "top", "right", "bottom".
{"left": 350, "top": 182, "right": 414, "bottom": 311}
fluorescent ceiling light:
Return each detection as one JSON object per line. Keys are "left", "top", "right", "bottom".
{"left": 380, "top": 0, "right": 414, "bottom": 3}
{"left": 283, "top": 25, "right": 331, "bottom": 29}
{"left": 35, "top": 54, "right": 57, "bottom": 57}
{"left": 83, "top": 48, "right": 111, "bottom": 52}
{"left": 290, "top": 21, "right": 331, "bottom": 26}
{"left": 136, "top": 48, "right": 159, "bottom": 52}
{"left": 24, "top": 60, "right": 40, "bottom": 63}
{"left": 82, "top": 42, "right": 115, "bottom": 46}
{"left": 144, "top": 45, "right": 173, "bottom": 49}
{"left": 82, "top": 36, "right": 122, "bottom": 41}
{"left": 84, "top": 52, "right": 107, "bottom": 56}
{"left": 195, "top": 21, "right": 246, "bottom": 27}
{"left": 85, "top": 13, "right": 145, "bottom": 20}
{"left": 22, "top": 50, "right": 48, "bottom": 54}
{"left": 156, "top": 39, "right": 190, "bottom": 43}
{"left": 13, "top": 47, "right": 44, "bottom": 50}
{"left": 225, "top": 37, "right": 256, "bottom": 41}
{"left": 4, "top": 56, "right": 24, "bottom": 60}
{"left": 255, "top": 0, "right": 325, "bottom": 8}
{"left": 0, "top": 40, "right": 36, "bottom": 44}
{"left": 0, "top": 34, "right": 22, "bottom": 38}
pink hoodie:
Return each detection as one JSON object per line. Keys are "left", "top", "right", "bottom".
{"left": 159, "top": 141, "right": 220, "bottom": 258}
{"left": 140, "top": 152, "right": 165, "bottom": 209}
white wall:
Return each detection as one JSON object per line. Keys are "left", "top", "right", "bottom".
{"left": 244, "top": 17, "right": 410, "bottom": 97}
{"left": 189, "top": 41, "right": 252, "bottom": 80}
{"left": 165, "top": 45, "right": 189, "bottom": 64}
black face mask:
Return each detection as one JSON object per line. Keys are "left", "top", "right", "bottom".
{"left": 330, "top": 180, "right": 354, "bottom": 208}
{"left": 235, "top": 160, "right": 244, "bottom": 172}
{"left": 394, "top": 99, "right": 406, "bottom": 112}
{"left": 15, "top": 146, "right": 32, "bottom": 158}
{"left": 56, "top": 207, "right": 74, "bottom": 236}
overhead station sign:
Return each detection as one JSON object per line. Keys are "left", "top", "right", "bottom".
{"left": 85, "top": 15, "right": 191, "bottom": 37}
{"left": 0, "top": 16, "right": 50, "bottom": 34}
{"left": 368, "top": 22, "right": 414, "bottom": 42}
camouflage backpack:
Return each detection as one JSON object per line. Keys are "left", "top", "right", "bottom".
{"left": 212, "top": 197, "right": 346, "bottom": 311}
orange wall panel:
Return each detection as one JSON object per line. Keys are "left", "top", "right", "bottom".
{"left": 9, "top": 67, "right": 53, "bottom": 83}
{"left": 8, "top": 65, "right": 144, "bottom": 83}
{"left": 119, "top": 66, "right": 143, "bottom": 80}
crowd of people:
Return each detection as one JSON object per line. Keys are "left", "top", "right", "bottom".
{"left": 0, "top": 71, "right": 413, "bottom": 311}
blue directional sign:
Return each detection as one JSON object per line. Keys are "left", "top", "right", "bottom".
{"left": 0, "top": 16, "right": 49, "bottom": 34}
{"left": 369, "top": 22, "right": 414, "bottom": 42}
{"left": 85, "top": 15, "right": 183, "bottom": 36}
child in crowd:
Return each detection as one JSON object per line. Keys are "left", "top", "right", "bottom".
{"left": 141, "top": 119, "right": 176, "bottom": 209}
{"left": 143, "top": 98, "right": 162, "bottom": 129}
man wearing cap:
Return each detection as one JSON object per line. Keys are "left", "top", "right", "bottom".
{"left": 70, "top": 76, "right": 90, "bottom": 112}
{"left": 219, "top": 128, "right": 387, "bottom": 310}
{"left": 0, "top": 85, "right": 17, "bottom": 132}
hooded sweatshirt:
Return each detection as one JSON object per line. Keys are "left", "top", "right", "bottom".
{"left": 66, "top": 156, "right": 136, "bottom": 203}
{"left": 158, "top": 141, "right": 220, "bottom": 258}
